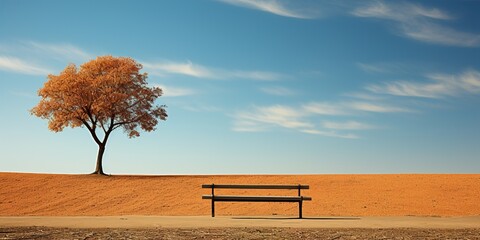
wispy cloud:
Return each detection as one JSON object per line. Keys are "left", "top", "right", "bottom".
{"left": 367, "top": 69, "right": 480, "bottom": 98}
{"left": 154, "top": 84, "right": 196, "bottom": 97}
{"left": 234, "top": 105, "right": 313, "bottom": 131}
{"left": 302, "top": 102, "right": 347, "bottom": 115}
{"left": 232, "top": 104, "right": 359, "bottom": 139}
{"left": 232, "top": 100, "right": 405, "bottom": 138}
{"left": 300, "top": 129, "right": 358, "bottom": 139}
{"left": 456, "top": 70, "right": 480, "bottom": 93}
{"left": 25, "top": 41, "right": 92, "bottom": 62}
{"left": 0, "top": 56, "right": 51, "bottom": 75}
{"left": 400, "top": 22, "right": 480, "bottom": 47}
{"left": 0, "top": 41, "right": 94, "bottom": 76}
{"left": 219, "top": 0, "right": 479, "bottom": 46}
{"left": 143, "top": 61, "right": 211, "bottom": 78}
{"left": 233, "top": 119, "right": 268, "bottom": 132}
{"left": 346, "top": 101, "right": 411, "bottom": 113}
{"left": 352, "top": 1, "right": 480, "bottom": 47}
{"left": 322, "top": 121, "right": 374, "bottom": 130}
{"left": 142, "top": 60, "right": 284, "bottom": 81}
{"left": 352, "top": 1, "right": 452, "bottom": 21}
{"left": 260, "top": 86, "right": 296, "bottom": 96}
{"left": 343, "top": 92, "right": 384, "bottom": 101}
{"left": 367, "top": 80, "right": 451, "bottom": 98}
{"left": 302, "top": 101, "right": 410, "bottom": 115}
{"left": 218, "top": 0, "right": 316, "bottom": 19}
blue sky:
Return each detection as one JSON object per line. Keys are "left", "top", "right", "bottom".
{"left": 1, "top": 0, "right": 479, "bottom": 174}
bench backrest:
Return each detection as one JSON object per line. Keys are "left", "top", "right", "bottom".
{"left": 202, "top": 184, "right": 309, "bottom": 190}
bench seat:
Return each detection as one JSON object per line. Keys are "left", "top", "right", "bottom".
{"left": 202, "top": 195, "right": 312, "bottom": 202}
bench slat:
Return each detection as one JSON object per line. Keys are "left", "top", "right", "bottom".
{"left": 202, "top": 195, "right": 312, "bottom": 202}
{"left": 202, "top": 184, "right": 309, "bottom": 189}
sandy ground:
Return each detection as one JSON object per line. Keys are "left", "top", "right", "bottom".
{"left": 2, "top": 173, "right": 479, "bottom": 239}
{"left": 1, "top": 216, "right": 480, "bottom": 229}
{"left": 1, "top": 173, "right": 479, "bottom": 217}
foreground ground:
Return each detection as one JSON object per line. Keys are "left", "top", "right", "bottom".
{"left": 1, "top": 173, "right": 480, "bottom": 216}
{"left": 1, "top": 227, "right": 479, "bottom": 239}
{"left": 2, "top": 216, "right": 480, "bottom": 229}
{"left": 2, "top": 173, "right": 480, "bottom": 239}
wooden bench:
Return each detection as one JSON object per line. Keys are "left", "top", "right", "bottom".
{"left": 202, "top": 184, "right": 312, "bottom": 218}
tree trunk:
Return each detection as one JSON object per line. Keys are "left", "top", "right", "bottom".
{"left": 92, "top": 144, "right": 106, "bottom": 175}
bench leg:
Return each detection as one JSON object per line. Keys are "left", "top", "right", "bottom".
{"left": 211, "top": 200, "right": 215, "bottom": 217}
{"left": 299, "top": 201, "right": 303, "bottom": 219}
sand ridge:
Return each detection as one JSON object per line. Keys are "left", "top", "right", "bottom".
{"left": 1, "top": 173, "right": 479, "bottom": 217}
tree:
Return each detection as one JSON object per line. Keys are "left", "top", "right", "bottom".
{"left": 31, "top": 56, "right": 167, "bottom": 175}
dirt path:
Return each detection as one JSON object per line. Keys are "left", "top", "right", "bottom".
{"left": 2, "top": 216, "right": 480, "bottom": 229}
{"left": 1, "top": 227, "right": 479, "bottom": 240}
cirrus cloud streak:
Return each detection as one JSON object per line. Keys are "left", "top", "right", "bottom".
{"left": 142, "top": 60, "right": 285, "bottom": 81}
{"left": 218, "top": 0, "right": 317, "bottom": 19}
{"left": 367, "top": 70, "right": 480, "bottom": 98}
{"left": 0, "top": 56, "right": 52, "bottom": 76}
{"left": 352, "top": 1, "right": 480, "bottom": 47}
{"left": 232, "top": 100, "right": 404, "bottom": 139}
{"left": 153, "top": 84, "right": 197, "bottom": 97}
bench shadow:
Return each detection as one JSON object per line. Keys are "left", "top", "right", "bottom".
{"left": 231, "top": 217, "right": 361, "bottom": 221}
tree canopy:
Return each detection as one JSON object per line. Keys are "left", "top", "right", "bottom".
{"left": 31, "top": 56, "right": 167, "bottom": 175}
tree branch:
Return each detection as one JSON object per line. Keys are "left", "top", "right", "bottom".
{"left": 110, "top": 96, "right": 145, "bottom": 117}
{"left": 109, "top": 115, "right": 115, "bottom": 132}
{"left": 111, "top": 117, "right": 142, "bottom": 129}
{"left": 82, "top": 106, "right": 97, "bottom": 126}
{"left": 80, "top": 119, "right": 102, "bottom": 146}
{"left": 100, "top": 120, "right": 107, "bottom": 134}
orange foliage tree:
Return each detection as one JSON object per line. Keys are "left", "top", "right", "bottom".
{"left": 31, "top": 56, "right": 167, "bottom": 175}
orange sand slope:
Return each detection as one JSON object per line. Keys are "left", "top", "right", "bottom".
{"left": 1, "top": 173, "right": 479, "bottom": 217}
